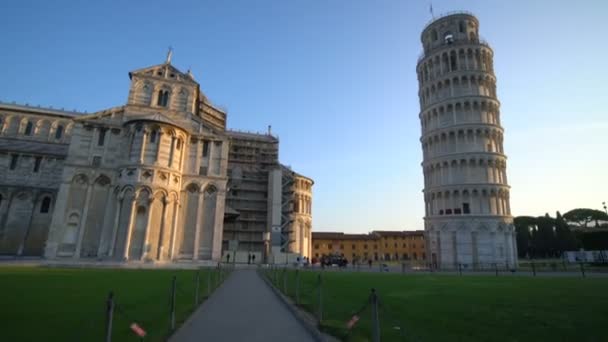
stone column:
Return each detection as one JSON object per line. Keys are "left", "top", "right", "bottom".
{"left": 141, "top": 197, "right": 155, "bottom": 261}
{"left": 155, "top": 132, "right": 162, "bottom": 163}
{"left": 192, "top": 192, "right": 204, "bottom": 260}
{"left": 107, "top": 194, "right": 123, "bottom": 257}
{"left": 195, "top": 139, "right": 202, "bottom": 174}
{"left": 139, "top": 129, "right": 147, "bottom": 164}
{"left": 211, "top": 189, "right": 226, "bottom": 261}
{"left": 156, "top": 197, "right": 168, "bottom": 260}
{"left": 44, "top": 182, "right": 70, "bottom": 258}
{"left": 96, "top": 187, "right": 116, "bottom": 257}
{"left": 17, "top": 191, "right": 39, "bottom": 256}
{"left": 169, "top": 199, "right": 180, "bottom": 260}
{"left": 123, "top": 198, "right": 138, "bottom": 260}
{"left": 74, "top": 182, "right": 94, "bottom": 259}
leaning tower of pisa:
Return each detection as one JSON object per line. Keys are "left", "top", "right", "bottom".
{"left": 416, "top": 12, "right": 517, "bottom": 269}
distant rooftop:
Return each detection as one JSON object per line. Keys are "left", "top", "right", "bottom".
{"left": 0, "top": 100, "right": 86, "bottom": 117}
{"left": 226, "top": 129, "right": 278, "bottom": 142}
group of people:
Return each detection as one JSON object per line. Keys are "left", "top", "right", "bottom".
{"left": 224, "top": 253, "right": 257, "bottom": 264}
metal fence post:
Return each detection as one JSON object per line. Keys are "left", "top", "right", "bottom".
{"left": 282, "top": 267, "right": 287, "bottom": 293}
{"left": 105, "top": 291, "right": 114, "bottom": 342}
{"left": 317, "top": 273, "right": 323, "bottom": 323}
{"left": 371, "top": 288, "right": 380, "bottom": 342}
{"left": 580, "top": 262, "right": 586, "bottom": 278}
{"left": 458, "top": 263, "right": 462, "bottom": 276}
{"left": 295, "top": 269, "right": 300, "bottom": 305}
{"left": 531, "top": 261, "right": 536, "bottom": 276}
{"left": 207, "top": 269, "right": 211, "bottom": 297}
{"left": 170, "top": 276, "right": 176, "bottom": 332}
{"left": 195, "top": 270, "right": 200, "bottom": 305}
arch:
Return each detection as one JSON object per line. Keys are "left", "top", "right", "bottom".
{"left": 72, "top": 173, "right": 89, "bottom": 185}
{"left": 185, "top": 182, "right": 200, "bottom": 193}
{"left": 94, "top": 174, "right": 111, "bottom": 186}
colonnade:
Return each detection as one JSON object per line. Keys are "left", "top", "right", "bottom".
{"left": 420, "top": 99, "right": 500, "bottom": 132}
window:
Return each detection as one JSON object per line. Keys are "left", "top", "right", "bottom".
{"left": 314, "top": 244, "right": 319, "bottom": 249}
{"left": 9, "top": 154, "right": 18, "bottom": 170}
{"left": 55, "top": 125, "right": 64, "bottom": 139}
{"left": 40, "top": 197, "right": 51, "bottom": 213}
{"left": 374, "top": 244, "right": 378, "bottom": 250}
{"left": 339, "top": 244, "right": 344, "bottom": 250}
{"left": 454, "top": 208, "right": 462, "bottom": 214}
{"left": 431, "top": 30, "right": 438, "bottom": 41}
{"left": 150, "top": 130, "right": 157, "bottom": 143}
{"left": 98, "top": 128, "right": 107, "bottom": 146}
{"left": 34, "top": 157, "right": 42, "bottom": 172}
{"left": 157, "top": 90, "right": 169, "bottom": 107}
{"left": 402, "top": 243, "right": 406, "bottom": 248}
{"left": 446, "top": 209, "right": 453, "bottom": 215}
{"left": 199, "top": 166, "right": 208, "bottom": 175}
{"left": 176, "top": 139, "right": 182, "bottom": 150}
{"left": 352, "top": 244, "right": 355, "bottom": 249}
{"left": 459, "top": 21, "right": 465, "bottom": 33}
{"left": 328, "top": 244, "right": 333, "bottom": 249}
{"left": 463, "top": 203, "right": 471, "bottom": 214}
{"left": 24, "top": 121, "right": 33, "bottom": 135}
{"left": 394, "top": 243, "right": 397, "bottom": 248}
{"left": 450, "top": 54, "right": 457, "bottom": 71}
{"left": 439, "top": 209, "right": 444, "bottom": 215}
{"left": 422, "top": 253, "right": 426, "bottom": 259}
{"left": 384, "top": 243, "right": 388, "bottom": 248}
{"left": 363, "top": 244, "right": 368, "bottom": 250}
{"left": 202, "top": 141, "right": 209, "bottom": 157}
{"left": 413, "top": 253, "right": 418, "bottom": 260}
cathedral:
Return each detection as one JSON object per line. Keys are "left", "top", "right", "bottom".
{"left": 0, "top": 53, "right": 313, "bottom": 263}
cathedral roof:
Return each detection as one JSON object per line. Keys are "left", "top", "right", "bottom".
{"left": 128, "top": 62, "right": 197, "bottom": 86}
{"left": 124, "top": 112, "right": 190, "bottom": 131}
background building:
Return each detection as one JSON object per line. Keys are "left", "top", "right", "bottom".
{"left": 416, "top": 12, "right": 516, "bottom": 269}
{"left": 0, "top": 56, "right": 313, "bottom": 263}
{"left": 312, "top": 230, "right": 425, "bottom": 263}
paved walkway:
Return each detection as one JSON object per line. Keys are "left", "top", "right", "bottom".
{"left": 170, "top": 269, "right": 315, "bottom": 342}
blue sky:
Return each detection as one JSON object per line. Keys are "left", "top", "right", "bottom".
{"left": 1, "top": 0, "right": 607, "bottom": 232}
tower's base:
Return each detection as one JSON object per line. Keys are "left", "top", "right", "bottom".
{"left": 425, "top": 216, "right": 518, "bottom": 270}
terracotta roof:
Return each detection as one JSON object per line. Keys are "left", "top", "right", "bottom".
{"left": 312, "top": 232, "right": 379, "bottom": 240}
{"left": 372, "top": 230, "right": 425, "bottom": 237}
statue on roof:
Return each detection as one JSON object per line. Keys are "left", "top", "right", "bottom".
{"left": 166, "top": 46, "right": 173, "bottom": 64}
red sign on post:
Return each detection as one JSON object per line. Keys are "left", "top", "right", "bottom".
{"left": 130, "top": 323, "right": 147, "bottom": 337}
{"left": 346, "top": 315, "right": 360, "bottom": 329}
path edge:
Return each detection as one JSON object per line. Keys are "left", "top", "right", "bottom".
{"left": 167, "top": 269, "right": 234, "bottom": 342}
{"left": 257, "top": 269, "right": 330, "bottom": 342}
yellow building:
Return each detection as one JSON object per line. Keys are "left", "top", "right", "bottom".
{"left": 311, "top": 230, "right": 426, "bottom": 263}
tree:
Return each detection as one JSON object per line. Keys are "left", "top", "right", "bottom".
{"left": 563, "top": 209, "right": 608, "bottom": 228}
{"left": 535, "top": 214, "right": 557, "bottom": 258}
{"left": 554, "top": 211, "right": 579, "bottom": 254}
{"left": 514, "top": 216, "right": 536, "bottom": 258}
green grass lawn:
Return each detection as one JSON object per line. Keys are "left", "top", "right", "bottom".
{"left": 266, "top": 269, "right": 608, "bottom": 342}
{"left": 0, "top": 266, "right": 227, "bottom": 341}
